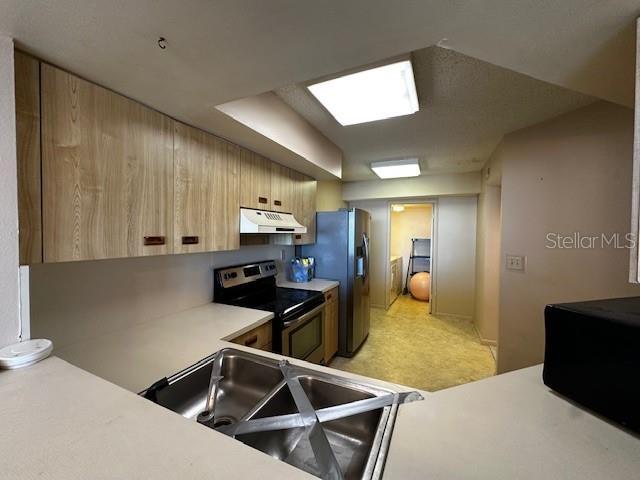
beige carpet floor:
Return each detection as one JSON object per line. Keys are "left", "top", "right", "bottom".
{"left": 329, "top": 295, "right": 496, "bottom": 392}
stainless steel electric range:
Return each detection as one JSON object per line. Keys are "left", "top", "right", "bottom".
{"left": 214, "top": 260, "right": 326, "bottom": 364}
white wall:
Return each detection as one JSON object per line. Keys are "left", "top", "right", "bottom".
{"left": 0, "top": 36, "right": 21, "bottom": 348}
{"left": 316, "top": 180, "right": 347, "bottom": 211}
{"left": 498, "top": 101, "right": 640, "bottom": 373}
{"left": 343, "top": 172, "right": 481, "bottom": 202}
{"left": 216, "top": 92, "right": 343, "bottom": 179}
{"left": 474, "top": 168, "right": 501, "bottom": 344}
{"left": 31, "top": 245, "right": 294, "bottom": 350}
{"left": 432, "top": 196, "right": 477, "bottom": 319}
{"left": 347, "top": 200, "right": 390, "bottom": 309}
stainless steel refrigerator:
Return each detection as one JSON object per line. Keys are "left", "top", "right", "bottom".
{"left": 301, "top": 208, "right": 370, "bottom": 357}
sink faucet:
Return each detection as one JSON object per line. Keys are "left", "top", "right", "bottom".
{"left": 197, "top": 353, "right": 224, "bottom": 423}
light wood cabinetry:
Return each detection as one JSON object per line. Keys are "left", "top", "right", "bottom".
{"left": 293, "top": 171, "right": 317, "bottom": 245}
{"left": 230, "top": 321, "right": 272, "bottom": 352}
{"left": 270, "top": 162, "right": 294, "bottom": 213}
{"left": 15, "top": 51, "right": 42, "bottom": 265}
{"left": 389, "top": 256, "right": 403, "bottom": 305}
{"left": 239, "top": 150, "right": 272, "bottom": 210}
{"left": 18, "top": 55, "right": 318, "bottom": 264}
{"left": 173, "top": 122, "right": 240, "bottom": 254}
{"left": 41, "top": 63, "right": 174, "bottom": 262}
{"left": 324, "top": 287, "right": 339, "bottom": 362}
{"left": 240, "top": 155, "right": 317, "bottom": 243}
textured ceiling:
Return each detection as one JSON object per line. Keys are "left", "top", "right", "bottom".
{"left": 276, "top": 47, "right": 596, "bottom": 181}
{"left": 0, "top": 1, "right": 637, "bottom": 177}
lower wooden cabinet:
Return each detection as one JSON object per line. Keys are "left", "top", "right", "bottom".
{"left": 324, "top": 287, "right": 339, "bottom": 362}
{"left": 230, "top": 321, "right": 272, "bottom": 352}
{"left": 390, "top": 256, "right": 403, "bottom": 305}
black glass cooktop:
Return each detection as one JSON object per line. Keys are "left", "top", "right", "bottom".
{"left": 224, "top": 287, "right": 324, "bottom": 319}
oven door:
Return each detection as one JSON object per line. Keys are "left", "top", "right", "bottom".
{"left": 282, "top": 302, "right": 325, "bottom": 364}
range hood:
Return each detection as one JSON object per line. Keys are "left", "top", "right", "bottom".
{"left": 240, "top": 208, "right": 307, "bottom": 234}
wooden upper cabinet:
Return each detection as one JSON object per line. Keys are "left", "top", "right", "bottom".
{"left": 15, "top": 51, "right": 42, "bottom": 265}
{"left": 240, "top": 150, "right": 271, "bottom": 210}
{"left": 270, "top": 162, "right": 294, "bottom": 213}
{"left": 41, "top": 64, "right": 174, "bottom": 262}
{"left": 291, "top": 171, "right": 317, "bottom": 245}
{"left": 173, "top": 122, "right": 239, "bottom": 254}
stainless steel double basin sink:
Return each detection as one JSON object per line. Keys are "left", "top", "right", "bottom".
{"left": 143, "top": 348, "right": 412, "bottom": 479}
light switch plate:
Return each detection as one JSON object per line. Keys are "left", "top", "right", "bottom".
{"left": 506, "top": 254, "right": 526, "bottom": 272}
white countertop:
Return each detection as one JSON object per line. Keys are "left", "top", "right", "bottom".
{"left": 2, "top": 301, "right": 639, "bottom": 479}
{"left": 54, "top": 303, "right": 274, "bottom": 393}
{"left": 383, "top": 365, "right": 640, "bottom": 479}
{"left": 277, "top": 277, "right": 339, "bottom": 293}
{"left": 0, "top": 356, "right": 313, "bottom": 480}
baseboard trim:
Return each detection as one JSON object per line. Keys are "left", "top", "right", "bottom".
{"left": 478, "top": 337, "right": 497, "bottom": 347}
{"left": 433, "top": 312, "right": 473, "bottom": 322}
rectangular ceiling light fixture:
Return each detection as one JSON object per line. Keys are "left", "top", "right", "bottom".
{"left": 307, "top": 60, "right": 419, "bottom": 126}
{"left": 371, "top": 158, "right": 421, "bottom": 179}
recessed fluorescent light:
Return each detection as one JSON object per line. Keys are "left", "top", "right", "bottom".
{"left": 392, "top": 205, "right": 405, "bottom": 212}
{"left": 371, "top": 158, "right": 421, "bottom": 179}
{"left": 307, "top": 60, "right": 419, "bottom": 126}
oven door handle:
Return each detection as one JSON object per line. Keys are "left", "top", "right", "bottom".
{"left": 282, "top": 302, "right": 325, "bottom": 328}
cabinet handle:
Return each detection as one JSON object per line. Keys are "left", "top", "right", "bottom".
{"left": 144, "top": 236, "right": 165, "bottom": 246}
{"left": 295, "top": 234, "right": 302, "bottom": 240}
{"left": 258, "top": 197, "right": 268, "bottom": 204}
{"left": 244, "top": 334, "right": 258, "bottom": 346}
{"left": 326, "top": 293, "right": 333, "bottom": 301}
{"left": 274, "top": 200, "right": 282, "bottom": 206}
{"left": 182, "top": 236, "right": 199, "bottom": 245}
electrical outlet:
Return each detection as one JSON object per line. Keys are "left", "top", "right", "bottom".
{"left": 506, "top": 254, "right": 526, "bottom": 272}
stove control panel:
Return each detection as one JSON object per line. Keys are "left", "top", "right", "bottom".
{"left": 216, "top": 260, "right": 278, "bottom": 289}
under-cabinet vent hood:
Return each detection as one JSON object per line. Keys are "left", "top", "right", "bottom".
{"left": 240, "top": 208, "right": 307, "bottom": 234}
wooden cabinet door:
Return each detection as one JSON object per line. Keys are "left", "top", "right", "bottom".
{"left": 270, "top": 162, "right": 294, "bottom": 213}
{"left": 324, "top": 287, "right": 339, "bottom": 362}
{"left": 15, "top": 51, "right": 42, "bottom": 265}
{"left": 173, "top": 122, "right": 239, "bottom": 254}
{"left": 214, "top": 142, "right": 241, "bottom": 251}
{"left": 41, "top": 64, "right": 173, "bottom": 262}
{"left": 291, "top": 170, "right": 317, "bottom": 245}
{"left": 240, "top": 150, "right": 271, "bottom": 210}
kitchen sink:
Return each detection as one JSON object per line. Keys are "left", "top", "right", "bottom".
{"left": 143, "top": 348, "right": 419, "bottom": 479}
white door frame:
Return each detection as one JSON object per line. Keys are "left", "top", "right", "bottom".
{"left": 386, "top": 198, "right": 438, "bottom": 313}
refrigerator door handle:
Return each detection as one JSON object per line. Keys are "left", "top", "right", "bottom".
{"left": 362, "top": 233, "right": 370, "bottom": 283}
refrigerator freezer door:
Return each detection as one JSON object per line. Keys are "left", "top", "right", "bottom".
{"left": 349, "top": 209, "right": 371, "bottom": 354}
{"left": 301, "top": 211, "right": 352, "bottom": 356}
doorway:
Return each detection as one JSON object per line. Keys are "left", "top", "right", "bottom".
{"left": 331, "top": 197, "right": 495, "bottom": 392}
{"left": 388, "top": 202, "right": 434, "bottom": 312}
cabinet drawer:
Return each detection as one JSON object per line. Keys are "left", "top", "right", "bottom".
{"left": 230, "top": 321, "right": 272, "bottom": 349}
{"left": 324, "top": 287, "right": 338, "bottom": 303}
